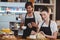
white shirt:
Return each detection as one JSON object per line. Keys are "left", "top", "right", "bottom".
{"left": 38, "top": 20, "right": 58, "bottom": 35}
{"left": 21, "top": 12, "right": 42, "bottom": 24}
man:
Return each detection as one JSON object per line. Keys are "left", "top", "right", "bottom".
{"left": 21, "top": 2, "right": 42, "bottom": 38}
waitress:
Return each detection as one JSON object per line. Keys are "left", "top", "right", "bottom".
{"left": 38, "top": 6, "right": 58, "bottom": 40}
{"left": 21, "top": 2, "right": 42, "bottom": 38}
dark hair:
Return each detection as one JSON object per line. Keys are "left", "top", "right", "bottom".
{"left": 41, "top": 6, "right": 49, "bottom": 13}
{"left": 25, "top": 2, "right": 33, "bottom": 8}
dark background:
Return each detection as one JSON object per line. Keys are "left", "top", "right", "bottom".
{"left": 56, "top": 0, "right": 60, "bottom": 20}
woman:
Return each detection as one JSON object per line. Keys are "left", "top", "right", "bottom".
{"left": 21, "top": 2, "right": 42, "bottom": 38}
{"left": 38, "top": 6, "right": 58, "bottom": 40}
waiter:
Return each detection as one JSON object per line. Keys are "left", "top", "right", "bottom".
{"left": 21, "top": 2, "right": 42, "bottom": 38}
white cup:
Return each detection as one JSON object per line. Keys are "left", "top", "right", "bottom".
{"left": 22, "top": 26, "right": 26, "bottom": 30}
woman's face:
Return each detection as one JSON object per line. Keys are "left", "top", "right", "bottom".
{"left": 26, "top": 5, "right": 33, "bottom": 13}
{"left": 41, "top": 11, "right": 49, "bottom": 21}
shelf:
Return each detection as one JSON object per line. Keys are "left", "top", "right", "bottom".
{"left": 10, "top": 20, "right": 21, "bottom": 23}
{"left": 34, "top": 3, "right": 54, "bottom": 6}
{"left": 0, "top": 10, "right": 27, "bottom": 14}
{"left": 0, "top": 2, "right": 25, "bottom": 7}
{"left": 0, "top": 11, "right": 5, "bottom": 12}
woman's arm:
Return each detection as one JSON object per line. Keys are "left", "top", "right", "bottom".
{"left": 45, "top": 31, "right": 58, "bottom": 40}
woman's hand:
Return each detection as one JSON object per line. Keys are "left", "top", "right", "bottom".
{"left": 40, "top": 31, "right": 46, "bottom": 36}
{"left": 40, "top": 31, "right": 58, "bottom": 40}
{"left": 31, "top": 30, "right": 36, "bottom": 35}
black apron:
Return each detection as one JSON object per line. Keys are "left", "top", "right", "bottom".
{"left": 22, "top": 13, "right": 37, "bottom": 38}
{"left": 40, "top": 20, "right": 52, "bottom": 35}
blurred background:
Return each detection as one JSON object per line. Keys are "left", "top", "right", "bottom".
{"left": 0, "top": 0, "right": 60, "bottom": 40}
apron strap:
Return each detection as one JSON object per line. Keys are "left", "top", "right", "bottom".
{"left": 41, "top": 21, "right": 45, "bottom": 27}
{"left": 49, "top": 20, "right": 51, "bottom": 28}
{"left": 41, "top": 20, "right": 51, "bottom": 28}
{"left": 25, "top": 13, "right": 36, "bottom": 22}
